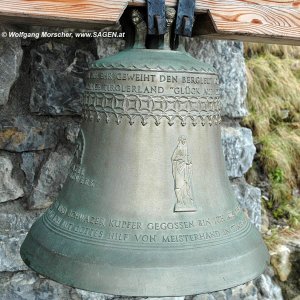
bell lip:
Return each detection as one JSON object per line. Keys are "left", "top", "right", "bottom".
{"left": 20, "top": 229, "right": 270, "bottom": 297}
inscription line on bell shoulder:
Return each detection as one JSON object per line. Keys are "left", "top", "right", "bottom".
{"left": 88, "top": 73, "right": 182, "bottom": 84}
{"left": 85, "top": 84, "right": 219, "bottom": 97}
{"left": 87, "top": 70, "right": 218, "bottom": 80}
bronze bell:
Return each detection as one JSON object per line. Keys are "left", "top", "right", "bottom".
{"left": 20, "top": 9, "right": 269, "bottom": 296}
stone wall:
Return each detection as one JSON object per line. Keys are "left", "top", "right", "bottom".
{"left": 0, "top": 25, "right": 282, "bottom": 299}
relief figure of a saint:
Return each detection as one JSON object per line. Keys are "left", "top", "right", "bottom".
{"left": 172, "top": 136, "right": 196, "bottom": 212}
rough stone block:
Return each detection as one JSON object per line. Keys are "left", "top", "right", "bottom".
{"left": 0, "top": 271, "right": 121, "bottom": 300}
{"left": 95, "top": 25, "right": 125, "bottom": 59}
{"left": 30, "top": 41, "right": 94, "bottom": 115}
{"left": 142, "top": 298, "right": 184, "bottom": 300}
{"left": 28, "top": 145, "right": 74, "bottom": 209}
{"left": 254, "top": 272, "right": 283, "bottom": 300}
{"left": 186, "top": 39, "right": 247, "bottom": 118}
{"left": 0, "top": 204, "right": 42, "bottom": 273}
{"left": 65, "top": 122, "right": 81, "bottom": 144}
{"left": 231, "top": 178, "right": 262, "bottom": 228}
{"left": 230, "top": 281, "right": 258, "bottom": 300}
{"left": 271, "top": 236, "right": 300, "bottom": 299}
{"left": 221, "top": 126, "right": 256, "bottom": 178}
{"left": 0, "top": 233, "right": 27, "bottom": 272}
{"left": 0, "top": 154, "right": 24, "bottom": 203}
{"left": 0, "top": 116, "right": 58, "bottom": 152}
{"left": 187, "top": 271, "right": 282, "bottom": 300}
{"left": 0, "top": 25, "right": 23, "bottom": 106}
{"left": 0, "top": 210, "right": 41, "bottom": 234}
{"left": 0, "top": 271, "right": 71, "bottom": 299}
{"left": 21, "top": 151, "right": 47, "bottom": 196}
{"left": 72, "top": 289, "right": 114, "bottom": 300}
{"left": 187, "top": 295, "right": 216, "bottom": 300}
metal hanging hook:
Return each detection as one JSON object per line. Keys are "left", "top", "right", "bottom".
{"left": 147, "top": 0, "right": 167, "bottom": 35}
{"left": 175, "top": 0, "right": 196, "bottom": 37}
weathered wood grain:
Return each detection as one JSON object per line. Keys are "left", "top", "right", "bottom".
{"left": 197, "top": 1, "right": 300, "bottom": 30}
{"left": 133, "top": 0, "right": 300, "bottom": 9}
{"left": 0, "top": 0, "right": 298, "bottom": 44}
{"left": 191, "top": 1, "right": 300, "bottom": 45}
{"left": 0, "top": 0, "right": 127, "bottom": 26}
{"left": 133, "top": 0, "right": 300, "bottom": 44}
{"left": 160, "top": 0, "right": 300, "bottom": 8}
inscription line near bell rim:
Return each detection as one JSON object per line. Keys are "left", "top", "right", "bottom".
{"left": 43, "top": 202, "right": 250, "bottom": 250}
{"left": 45, "top": 207, "right": 247, "bottom": 231}
{"left": 47, "top": 201, "right": 244, "bottom": 227}
{"left": 44, "top": 213, "right": 250, "bottom": 245}
{"left": 42, "top": 213, "right": 251, "bottom": 250}
{"left": 48, "top": 201, "right": 244, "bottom": 226}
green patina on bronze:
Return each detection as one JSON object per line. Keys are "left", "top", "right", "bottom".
{"left": 20, "top": 9, "right": 269, "bottom": 296}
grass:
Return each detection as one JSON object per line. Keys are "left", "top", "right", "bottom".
{"left": 243, "top": 43, "right": 300, "bottom": 229}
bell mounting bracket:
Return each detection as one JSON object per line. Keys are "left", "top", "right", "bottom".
{"left": 147, "top": 0, "right": 195, "bottom": 37}
{"left": 147, "top": 0, "right": 167, "bottom": 35}
{"left": 175, "top": 0, "right": 196, "bottom": 37}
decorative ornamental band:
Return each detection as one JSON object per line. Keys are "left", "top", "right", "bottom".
{"left": 82, "top": 92, "right": 221, "bottom": 126}
{"left": 89, "top": 62, "right": 216, "bottom": 74}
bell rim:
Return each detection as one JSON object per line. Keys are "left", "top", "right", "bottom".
{"left": 20, "top": 222, "right": 270, "bottom": 297}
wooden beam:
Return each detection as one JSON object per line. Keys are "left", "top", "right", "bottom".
{"left": 147, "top": 0, "right": 300, "bottom": 45}
{"left": 192, "top": 10, "right": 300, "bottom": 46}
{"left": 0, "top": 0, "right": 298, "bottom": 45}
{"left": 191, "top": 0, "right": 300, "bottom": 45}
{"left": 0, "top": 1, "right": 127, "bottom": 28}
